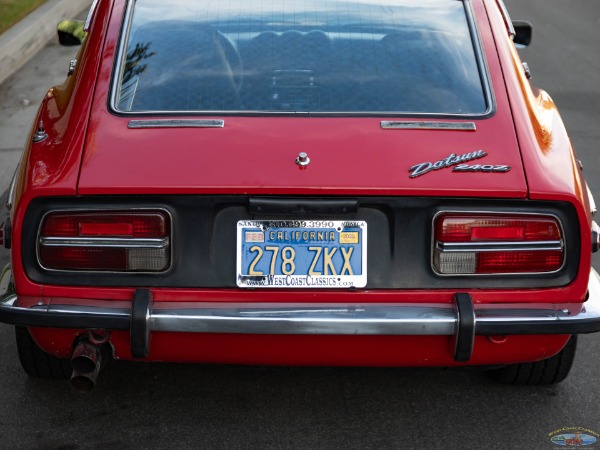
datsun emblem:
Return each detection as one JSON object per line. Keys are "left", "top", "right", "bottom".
{"left": 408, "top": 150, "right": 511, "bottom": 178}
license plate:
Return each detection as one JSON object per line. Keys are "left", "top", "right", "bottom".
{"left": 237, "top": 220, "right": 367, "bottom": 288}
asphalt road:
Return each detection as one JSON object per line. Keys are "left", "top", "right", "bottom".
{"left": 0, "top": 1, "right": 599, "bottom": 449}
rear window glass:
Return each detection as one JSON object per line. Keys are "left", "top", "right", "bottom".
{"left": 113, "top": 0, "right": 490, "bottom": 115}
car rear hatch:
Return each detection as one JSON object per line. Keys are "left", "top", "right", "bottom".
{"left": 36, "top": 106, "right": 582, "bottom": 293}
{"left": 77, "top": 115, "right": 527, "bottom": 197}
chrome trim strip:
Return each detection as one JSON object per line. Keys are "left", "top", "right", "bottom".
{"left": 437, "top": 240, "right": 563, "bottom": 253}
{"left": 109, "top": 0, "right": 494, "bottom": 119}
{"left": 0, "top": 264, "right": 12, "bottom": 298}
{"left": 84, "top": 0, "right": 99, "bottom": 32}
{"left": 495, "top": 0, "right": 516, "bottom": 38}
{"left": 464, "top": 0, "right": 495, "bottom": 116}
{"left": 29, "top": 304, "right": 131, "bottom": 319}
{"left": 587, "top": 183, "right": 597, "bottom": 216}
{"left": 39, "top": 237, "right": 169, "bottom": 249}
{"left": 115, "top": 110, "right": 491, "bottom": 118}
{"left": 128, "top": 119, "right": 225, "bottom": 129}
{"left": 111, "top": 0, "right": 136, "bottom": 111}
{"left": 381, "top": 121, "right": 476, "bottom": 131}
{"left": 1, "top": 294, "right": 16, "bottom": 307}
{"left": 6, "top": 164, "right": 18, "bottom": 213}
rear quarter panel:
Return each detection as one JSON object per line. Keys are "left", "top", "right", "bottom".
{"left": 484, "top": 0, "right": 592, "bottom": 300}
{"left": 10, "top": 0, "right": 114, "bottom": 297}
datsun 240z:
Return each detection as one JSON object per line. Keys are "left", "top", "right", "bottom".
{"left": 1, "top": 0, "right": 599, "bottom": 392}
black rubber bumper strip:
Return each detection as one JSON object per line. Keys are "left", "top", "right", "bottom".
{"left": 130, "top": 289, "right": 152, "bottom": 359}
{"left": 454, "top": 293, "right": 475, "bottom": 362}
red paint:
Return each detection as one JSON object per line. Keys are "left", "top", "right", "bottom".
{"left": 10, "top": 0, "right": 115, "bottom": 297}
{"left": 73, "top": 3, "right": 528, "bottom": 197}
{"left": 6, "top": 0, "right": 594, "bottom": 367}
{"left": 29, "top": 285, "right": 590, "bottom": 305}
{"left": 30, "top": 327, "right": 569, "bottom": 366}
{"left": 482, "top": 0, "right": 592, "bottom": 301}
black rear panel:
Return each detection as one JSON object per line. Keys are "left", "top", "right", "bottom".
{"left": 22, "top": 196, "right": 580, "bottom": 288}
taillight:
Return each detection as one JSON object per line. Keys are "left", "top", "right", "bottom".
{"left": 433, "top": 214, "right": 564, "bottom": 275}
{"left": 38, "top": 211, "right": 170, "bottom": 271}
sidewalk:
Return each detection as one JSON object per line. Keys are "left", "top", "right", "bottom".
{"left": 0, "top": 0, "right": 91, "bottom": 193}
{"left": 0, "top": 0, "right": 92, "bottom": 86}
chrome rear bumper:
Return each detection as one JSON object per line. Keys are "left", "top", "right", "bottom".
{"left": 2, "top": 264, "right": 600, "bottom": 361}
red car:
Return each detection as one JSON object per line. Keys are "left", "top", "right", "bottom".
{"left": 1, "top": 0, "right": 599, "bottom": 392}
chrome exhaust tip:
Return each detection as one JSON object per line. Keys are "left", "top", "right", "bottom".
{"left": 70, "top": 339, "right": 101, "bottom": 393}
{"left": 70, "top": 366, "right": 100, "bottom": 394}
{"left": 71, "top": 340, "right": 100, "bottom": 373}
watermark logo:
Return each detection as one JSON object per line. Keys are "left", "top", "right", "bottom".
{"left": 549, "top": 427, "right": 599, "bottom": 447}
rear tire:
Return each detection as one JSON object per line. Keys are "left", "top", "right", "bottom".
{"left": 15, "top": 326, "right": 72, "bottom": 380}
{"left": 486, "top": 335, "right": 577, "bottom": 385}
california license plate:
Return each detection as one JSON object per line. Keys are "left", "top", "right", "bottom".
{"left": 237, "top": 220, "right": 367, "bottom": 288}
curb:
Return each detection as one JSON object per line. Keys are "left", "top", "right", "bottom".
{"left": 0, "top": 0, "right": 92, "bottom": 86}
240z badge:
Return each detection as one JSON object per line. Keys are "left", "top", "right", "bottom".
{"left": 408, "top": 150, "right": 511, "bottom": 178}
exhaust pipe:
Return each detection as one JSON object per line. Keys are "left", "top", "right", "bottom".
{"left": 70, "top": 340, "right": 101, "bottom": 393}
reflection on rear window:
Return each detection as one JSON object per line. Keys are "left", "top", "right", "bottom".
{"left": 114, "top": 0, "right": 489, "bottom": 115}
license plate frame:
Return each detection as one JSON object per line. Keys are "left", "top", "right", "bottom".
{"left": 236, "top": 220, "right": 367, "bottom": 288}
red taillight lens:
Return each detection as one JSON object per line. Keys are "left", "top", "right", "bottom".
{"left": 41, "top": 213, "right": 167, "bottom": 238}
{"left": 436, "top": 216, "right": 561, "bottom": 242}
{"left": 476, "top": 250, "right": 563, "bottom": 274}
{"left": 39, "top": 211, "right": 170, "bottom": 272}
{"left": 434, "top": 214, "right": 564, "bottom": 275}
{"left": 40, "top": 247, "right": 128, "bottom": 271}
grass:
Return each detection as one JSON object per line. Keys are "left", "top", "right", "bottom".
{"left": 0, "top": 0, "right": 48, "bottom": 35}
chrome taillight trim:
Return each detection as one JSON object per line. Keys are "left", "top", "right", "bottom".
{"left": 39, "top": 237, "right": 169, "bottom": 249}
{"left": 431, "top": 211, "right": 567, "bottom": 276}
{"left": 36, "top": 208, "right": 173, "bottom": 274}
{"left": 436, "top": 241, "right": 563, "bottom": 253}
